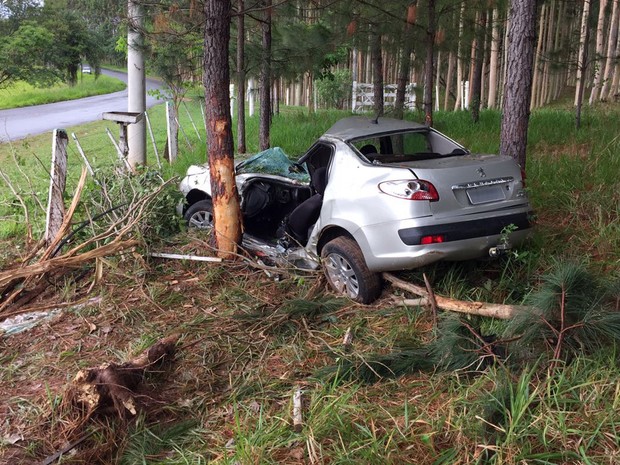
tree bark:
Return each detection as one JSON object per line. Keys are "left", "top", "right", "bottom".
{"left": 487, "top": 8, "right": 500, "bottom": 109}
{"left": 370, "top": 24, "right": 384, "bottom": 117}
{"left": 499, "top": 0, "right": 537, "bottom": 170}
{"left": 203, "top": 0, "right": 242, "bottom": 258}
{"left": 575, "top": 1, "right": 592, "bottom": 128}
{"left": 471, "top": 10, "right": 487, "bottom": 123}
{"left": 454, "top": 1, "right": 465, "bottom": 111}
{"left": 394, "top": 4, "right": 416, "bottom": 119}
{"left": 575, "top": 0, "right": 592, "bottom": 107}
{"left": 589, "top": 0, "right": 609, "bottom": 104}
{"left": 600, "top": 0, "right": 619, "bottom": 100}
{"left": 611, "top": 22, "right": 620, "bottom": 100}
{"left": 530, "top": 3, "right": 546, "bottom": 109}
{"left": 423, "top": 0, "right": 436, "bottom": 126}
{"left": 236, "top": 0, "right": 246, "bottom": 154}
{"left": 259, "top": 0, "right": 272, "bottom": 150}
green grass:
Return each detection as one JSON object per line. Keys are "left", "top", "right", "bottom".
{"left": 2, "top": 103, "right": 620, "bottom": 464}
{"left": 0, "top": 73, "right": 126, "bottom": 109}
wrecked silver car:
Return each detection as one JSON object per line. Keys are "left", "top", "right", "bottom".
{"left": 180, "top": 116, "right": 532, "bottom": 304}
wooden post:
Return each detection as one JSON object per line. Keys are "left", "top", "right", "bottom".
{"left": 45, "top": 129, "right": 68, "bottom": 245}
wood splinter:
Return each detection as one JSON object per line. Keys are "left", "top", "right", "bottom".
{"left": 292, "top": 388, "right": 303, "bottom": 432}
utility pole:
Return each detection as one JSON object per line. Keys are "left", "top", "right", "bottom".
{"left": 128, "top": 0, "right": 146, "bottom": 167}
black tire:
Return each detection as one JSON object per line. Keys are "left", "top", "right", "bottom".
{"left": 184, "top": 199, "right": 214, "bottom": 230}
{"left": 321, "top": 236, "right": 382, "bottom": 304}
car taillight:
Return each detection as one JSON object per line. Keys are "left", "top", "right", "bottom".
{"left": 420, "top": 235, "right": 445, "bottom": 244}
{"left": 520, "top": 168, "right": 527, "bottom": 188}
{"left": 378, "top": 180, "right": 439, "bottom": 201}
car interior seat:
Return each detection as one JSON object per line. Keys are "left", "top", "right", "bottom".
{"left": 281, "top": 167, "right": 327, "bottom": 246}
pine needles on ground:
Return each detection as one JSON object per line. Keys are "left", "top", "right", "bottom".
{"left": 503, "top": 261, "right": 620, "bottom": 367}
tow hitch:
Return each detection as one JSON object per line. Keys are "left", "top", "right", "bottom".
{"left": 488, "top": 243, "right": 511, "bottom": 258}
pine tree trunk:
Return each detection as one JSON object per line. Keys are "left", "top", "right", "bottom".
{"left": 371, "top": 24, "right": 384, "bottom": 117}
{"left": 259, "top": 0, "right": 272, "bottom": 150}
{"left": 500, "top": 12, "right": 511, "bottom": 108}
{"left": 531, "top": 3, "right": 546, "bottom": 110}
{"left": 487, "top": 8, "right": 500, "bottom": 109}
{"left": 444, "top": 51, "right": 455, "bottom": 110}
{"left": 423, "top": 0, "right": 436, "bottom": 126}
{"left": 600, "top": 0, "right": 619, "bottom": 100}
{"left": 394, "top": 45, "right": 412, "bottom": 119}
{"left": 499, "top": 0, "right": 537, "bottom": 169}
{"left": 454, "top": 2, "right": 465, "bottom": 111}
{"left": 542, "top": 1, "right": 556, "bottom": 105}
{"left": 575, "top": 0, "right": 592, "bottom": 106}
{"left": 203, "top": 0, "right": 242, "bottom": 258}
{"left": 236, "top": 0, "right": 246, "bottom": 154}
{"left": 611, "top": 26, "right": 620, "bottom": 100}
{"left": 589, "top": 0, "right": 609, "bottom": 104}
{"left": 471, "top": 10, "right": 487, "bottom": 123}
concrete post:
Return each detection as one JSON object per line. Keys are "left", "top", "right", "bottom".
{"left": 128, "top": 0, "right": 146, "bottom": 167}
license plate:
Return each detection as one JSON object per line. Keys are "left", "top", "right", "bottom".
{"left": 466, "top": 185, "right": 506, "bottom": 204}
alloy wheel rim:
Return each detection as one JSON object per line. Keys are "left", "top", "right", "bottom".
{"left": 189, "top": 211, "right": 213, "bottom": 230}
{"left": 325, "top": 253, "right": 360, "bottom": 298}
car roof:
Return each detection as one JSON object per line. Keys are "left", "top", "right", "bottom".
{"left": 323, "top": 116, "right": 428, "bottom": 142}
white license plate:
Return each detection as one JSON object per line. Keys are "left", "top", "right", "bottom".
{"left": 466, "top": 185, "right": 506, "bottom": 204}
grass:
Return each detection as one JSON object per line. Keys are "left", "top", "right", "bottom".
{"left": 1, "top": 101, "right": 620, "bottom": 463}
{"left": 0, "top": 73, "right": 126, "bottom": 109}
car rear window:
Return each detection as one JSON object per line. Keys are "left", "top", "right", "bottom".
{"left": 351, "top": 130, "right": 467, "bottom": 164}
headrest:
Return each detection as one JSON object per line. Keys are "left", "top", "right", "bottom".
{"left": 359, "top": 144, "right": 377, "bottom": 155}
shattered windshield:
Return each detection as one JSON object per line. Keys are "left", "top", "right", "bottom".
{"left": 236, "top": 147, "right": 310, "bottom": 182}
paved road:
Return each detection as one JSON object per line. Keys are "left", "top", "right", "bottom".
{"left": 0, "top": 69, "right": 162, "bottom": 142}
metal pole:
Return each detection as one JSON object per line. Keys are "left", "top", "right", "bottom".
{"left": 128, "top": 0, "right": 146, "bottom": 167}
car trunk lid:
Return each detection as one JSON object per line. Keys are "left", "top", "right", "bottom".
{"left": 396, "top": 154, "right": 527, "bottom": 218}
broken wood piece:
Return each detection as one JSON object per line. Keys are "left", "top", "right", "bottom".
{"left": 292, "top": 388, "right": 303, "bottom": 432}
{"left": 68, "top": 334, "right": 179, "bottom": 419}
{"left": 394, "top": 298, "right": 430, "bottom": 307}
{"left": 383, "top": 273, "right": 530, "bottom": 319}
{"left": 149, "top": 252, "right": 223, "bottom": 263}
{"left": 342, "top": 327, "right": 353, "bottom": 352}
{"left": 423, "top": 272, "right": 438, "bottom": 326}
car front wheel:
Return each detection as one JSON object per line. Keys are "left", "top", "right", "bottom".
{"left": 321, "top": 236, "right": 382, "bottom": 304}
{"left": 184, "top": 199, "right": 214, "bottom": 230}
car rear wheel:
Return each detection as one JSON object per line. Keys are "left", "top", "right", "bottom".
{"left": 184, "top": 199, "right": 214, "bottom": 230}
{"left": 321, "top": 236, "right": 382, "bottom": 304}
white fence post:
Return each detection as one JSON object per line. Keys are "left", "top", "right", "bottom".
{"left": 166, "top": 101, "right": 178, "bottom": 162}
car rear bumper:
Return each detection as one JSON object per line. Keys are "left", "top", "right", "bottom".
{"left": 397, "top": 211, "right": 531, "bottom": 245}
{"left": 354, "top": 211, "right": 533, "bottom": 272}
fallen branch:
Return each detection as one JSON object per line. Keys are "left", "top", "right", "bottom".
{"left": 383, "top": 273, "right": 531, "bottom": 320}
{"left": 0, "top": 239, "right": 140, "bottom": 290}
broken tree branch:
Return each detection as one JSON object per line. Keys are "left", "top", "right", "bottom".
{"left": 383, "top": 273, "right": 530, "bottom": 319}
